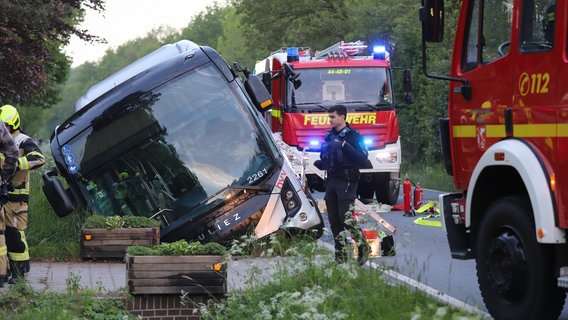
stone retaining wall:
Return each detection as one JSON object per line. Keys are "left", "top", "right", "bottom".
{"left": 126, "top": 293, "right": 224, "bottom": 320}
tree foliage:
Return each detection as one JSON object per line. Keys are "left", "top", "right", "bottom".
{"left": 0, "top": 0, "right": 105, "bottom": 108}
{"left": 34, "top": 0, "right": 461, "bottom": 166}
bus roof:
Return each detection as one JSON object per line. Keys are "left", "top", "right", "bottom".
{"left": 74, "top": 40, "right": 200, "bottom": 112}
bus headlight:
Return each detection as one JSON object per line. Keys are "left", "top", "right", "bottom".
{"left": 375, "top": 151, "right": 397, "bottom": 163}
{"left": 281, "top": 177, "right": 301, "bottom": 217}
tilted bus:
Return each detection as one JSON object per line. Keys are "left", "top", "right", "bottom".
{"left": 42, "top": 40, "right": 323, "bottom": 244}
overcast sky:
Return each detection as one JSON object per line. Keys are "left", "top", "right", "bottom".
{"left": 64, "top": 0, "right": 218, "bottom": 67}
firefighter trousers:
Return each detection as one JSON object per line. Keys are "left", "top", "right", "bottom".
{"left": 0, "top": 207, "right": 7, "bottom": 285}
{"left": 5, "top": 201, "right": 29, "bottom": 279}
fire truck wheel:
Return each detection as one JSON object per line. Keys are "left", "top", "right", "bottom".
{"left": 374, "top": 172, "right": 400, "bottom": 205}
{"left": 357, "top": 177, "right": 375, "bottom": 200}
{"left": 475, "top": 195, "right": 565, "bottom": 320}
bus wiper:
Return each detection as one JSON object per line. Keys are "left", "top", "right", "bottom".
{"left": 205, "top": 184, "right": 271, "bottom": 203}
{"left": 179, "top": 183, "right": 272, "bottom": 217}
{"left": 229, "top": 184, "right": 272, "bottom": 192}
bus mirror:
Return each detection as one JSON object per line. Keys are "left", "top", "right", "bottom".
{"left": 420, "top": 0, "right": 444, "bottom": 42}
{"left": 42, "top": 171, "right": 74, "bottom": 217}
{"left": 245, "top": 75, "right": 274, "bottom": 113}
{"left": 403, "top": 69, "right": 414, "bottom": 104}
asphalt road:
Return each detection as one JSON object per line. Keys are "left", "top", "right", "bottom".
{"left": 312, "top": 189, "right": 486, "bottom": 313}
{"left": 314, "top": 188, "right": 568, "bottom": 319}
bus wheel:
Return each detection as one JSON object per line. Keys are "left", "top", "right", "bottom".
{"left": 374, "top": 172, "right": 399, "bottom": 205}
{"left": 476, "top": 196, "right": 565, "bottom": 320}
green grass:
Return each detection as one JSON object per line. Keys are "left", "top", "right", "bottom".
{"left": 0, "top": 275, "right": 135, "bottom": 319}
{"left": 19, "top": 162, "right": 481, "bottom": 318}
{"left": 193, "top": 235, "right": 484, "bottom": 319}
{"left": 28, "top": 171, "right": 83, "bottom": 260}
{"left": 402, "top": 162, "right": 456, "bottom": 192}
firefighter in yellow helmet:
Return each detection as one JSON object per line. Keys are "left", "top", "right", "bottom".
{"left": 0, "top": 111, "right": 18, "bottom": 287}
{"left": 0, "top": 105, "right": 45, "bottom": 284}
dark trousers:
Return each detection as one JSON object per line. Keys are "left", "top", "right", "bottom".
{"left": 324, "top": 176, "right": 364, "bottom": 256}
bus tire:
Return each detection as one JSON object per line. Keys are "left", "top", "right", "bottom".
{"left": 476, "top": 195, "right": 565, "bottom": 320}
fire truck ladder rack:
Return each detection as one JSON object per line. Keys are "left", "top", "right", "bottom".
{"left": 314, "top": 40, "right": 367, "bottom": 59}
{"left": 271, "top": 47, "right": 311, "bottom": 56}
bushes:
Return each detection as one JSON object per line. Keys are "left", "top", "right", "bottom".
{"left": 126, "top": 240, "right": 227, "bottom": 256}
{"left": 82, "top": 215, "right": 160, "bottom": 229}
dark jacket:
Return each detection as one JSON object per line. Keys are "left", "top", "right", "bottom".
{"left": 317, "top": 123, "right": 371, "bottom": 176}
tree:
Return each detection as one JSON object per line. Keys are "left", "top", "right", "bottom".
{"left": 0, "top": 0, "right": 105, "bottom": 108}
{"left": 232, "top": 0, "right": 352, "bottom": 52}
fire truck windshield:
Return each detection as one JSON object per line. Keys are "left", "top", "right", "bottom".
{"left": 61, "top": 64, "right": 276, "bottom": 225}
{"left": 291, "top": 67, "right": 392, "bottom": 107}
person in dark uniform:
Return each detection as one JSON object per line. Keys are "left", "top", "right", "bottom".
{"left": 315, "top": 105, "right": 371, "bottom": 265}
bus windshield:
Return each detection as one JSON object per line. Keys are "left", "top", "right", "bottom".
{"left": 291, "top": 67, "right": 392, "bottom": 107}
{"left": 63, "top": 64, "right": 277, "bottom": 225}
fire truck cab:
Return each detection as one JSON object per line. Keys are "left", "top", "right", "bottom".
{"left": 255, "top": 41, "right": 413, "bottom": 205}
{"left": 421, "top": 0, "right": 568, "bottom": 318}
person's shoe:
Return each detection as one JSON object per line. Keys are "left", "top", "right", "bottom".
{"left": 8, "top": 274, "right": 22, "bottom": 285}
{"left": 357, "top": 242, "right": 370, "bottom": 266}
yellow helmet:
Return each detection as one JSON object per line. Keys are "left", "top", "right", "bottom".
{"left": 0, "top": 104, "right": 20, "bottom": 130}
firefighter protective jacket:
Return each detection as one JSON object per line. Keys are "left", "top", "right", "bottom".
{"left": 8, "top": 131, "right": 46, "bottom": 202}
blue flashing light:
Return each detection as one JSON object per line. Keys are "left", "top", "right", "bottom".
{"left": 309, "top": 140, "right": 320, "bottom": 147}
{"left": 373, "top": 45, "right": 386, "bottom": 60}
{"left": 287, "top": 47, "right": 299, "bottom": 62}
{"left": 364, "top": 138, "right": 373, "bottom": 146}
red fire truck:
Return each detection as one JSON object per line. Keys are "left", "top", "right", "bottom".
{"left": 254, "top": 41, "right": 413, "bottom": 205}
{"left": 421, "top": 0, "right": 566, "bottom": 319}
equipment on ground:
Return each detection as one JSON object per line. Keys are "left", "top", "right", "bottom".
{"left": 402, "top": 174, "right": 412, "bottom": 214}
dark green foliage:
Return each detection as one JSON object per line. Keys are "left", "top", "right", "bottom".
{"left": 126, "top": 240, "right": 227, "bottom": 256}
{"left": 122, "top": 216, "right": 161, "bottom": 228}
{"left": 125, "top": 245, "right": 161, "bottom": 256}
{"left": 81, "top": 215, "right": 107, "bottom": 229}
{"left": 0, "top": 0, "right": 105, "bottom": 108}
{"left": 10, "top": 0, "right": 468, "bottom": 165}
{"left": 81, "top": 215, "right": 160, "bottom": 229}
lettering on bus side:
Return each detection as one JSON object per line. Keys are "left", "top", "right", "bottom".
{"left": 197, "top": 212, "right": 242, "bottom": 241}
{"left": 275, "top": 170, "right": 287, "bottom": 191}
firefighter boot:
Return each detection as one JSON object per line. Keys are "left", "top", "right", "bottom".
{"left": 0, "top": 235, "right": 7, "bottom": 287}
{"left": 8, "top": 260, "right": 25, "bottom": 284}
